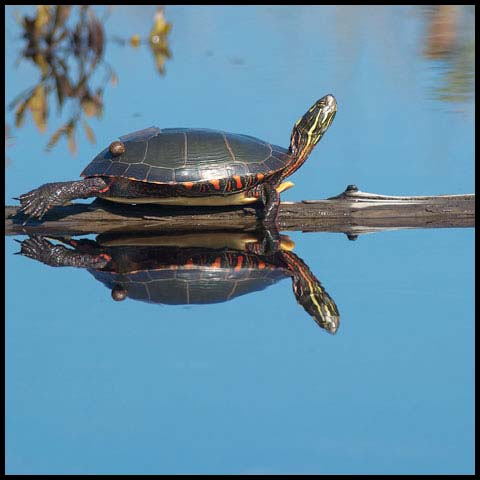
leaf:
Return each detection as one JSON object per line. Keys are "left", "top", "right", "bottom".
{"left": 52, "top": 5, "right": 71, "bottom": 34}
{"left": 33, "top": 53, "right": 50, "bottom": 77}
{"left": 53, "top": 73, "right": 73, "bottom": 109}
{"left": 46, "top": 125, "right": 67, "bottom": 151}
{"left": 54, "top": 73, "right": 65, "bottom": 109}
{"left": 34, "top": 5, "right": 52, "bottom": 35}
{"left": 82, "top": 120, "right": 96, "bottom": 144}
{"left": 81, "top": 97, "right": 97, "bottom": 118}
{"left": 72, "top": 75, "right": 88, "bottom": 97}
{"left": 150, "top": 9, "right": 171, "bottom": 39}
{"left": 28, "top": 84, "right": 48, "bottom": 133}
{"left": 87, "top": 13, "right": 105, "bottom": 59}
{"left": 14, "top": 101, "right": 29, "bottom": 129}
{"left": 130, "top": 34, "right": 141, "bottom": 48}
{"left": 66, "top": 123, "right": 77, "bottom": 156}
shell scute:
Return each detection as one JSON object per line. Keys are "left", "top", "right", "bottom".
{"left": 83, "top": 127, "right": 289, "bottom": 184}
{"left": 124, "top": 163, "right": 151, "bottom": 180}
{"left": 104, "top": 162, "right": 129, "bottom": 177}
{"left": 119, "top": 126, "right": 161, "bottom": 143}
{"left": 150, "top": 166, "right": 175, "bottom": 183}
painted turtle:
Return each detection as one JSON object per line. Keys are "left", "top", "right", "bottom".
{"left": 17, "top": 94, "right": 337, "bottom": 224}
{"left": 16, "top": 230, "right": 340, "bottom": 333}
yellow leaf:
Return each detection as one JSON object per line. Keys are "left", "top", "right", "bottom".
{"left": 35, "top": 5, "right": 52, "bottom": 35}
{"left": 130, "top": 34, "right": 141, "bottom": 48}
{"left": 150, "top": 9, "right": 171, "bottom": 40}
{"left": 82, "top": 120, "right": 96, "bottom": 145}
{"left": 28, "top": 84, "right": 48, "bottom": 133}
{"left": 67, "top": 125, "right": 77, "bottom": 156}
{"left": 34, "top": 53, "right": 50, "bottom": 76}
{"left": 46, "top": 126, "right": 66, "bottom": 151}
{"left": 81, "top": 98, "right": 96, "bottom": 118}
{"left": 15, "top": 101, "right": 28, "bottom": 129}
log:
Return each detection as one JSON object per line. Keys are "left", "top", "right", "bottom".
{"left": 4, "top": 185, "right": 475, "bottom": 238}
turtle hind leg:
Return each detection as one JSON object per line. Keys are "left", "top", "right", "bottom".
{"left": 18, "top": 177, "right": 110, "bottom": 222}
{"left": 260, "top": 182, "right": 281, "bottom": 227}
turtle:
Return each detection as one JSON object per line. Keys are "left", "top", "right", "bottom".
{"left": 17, "top": 94, "right": 337, "bottom": 225}
{"left": 15, "top": 229, "right": 340, "bottom": 334}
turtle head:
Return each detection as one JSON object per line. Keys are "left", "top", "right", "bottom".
{"left": 284, "top": 94, "right": 337, "bottom": 179}
{"left": 291, "top": 272, "right": 340, "bottom": 334}
{"left": 282, "top": 250, "right": 340, "bottom": 334}
{"left": 290, "top": 94, "right": 337, "bottom": 157}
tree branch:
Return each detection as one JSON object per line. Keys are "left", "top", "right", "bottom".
{"left": 5, "top": 186, "right": 475, "bottom": 238}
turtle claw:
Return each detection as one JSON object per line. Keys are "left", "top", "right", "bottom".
{"left": 16, "top": 235, "right": 52, "bottom": 262}
{"left": 16, "top": 179, "right": 104, "bottom": 222}
{"left": 15, "top": 234, "right": 110, "bottom": 269}
{"left": 17, "top": 185, "right": 58, "bottom": 222}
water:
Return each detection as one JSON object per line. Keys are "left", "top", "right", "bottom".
{"left": 5, "top": 5, "right": 475, "bottom": 475}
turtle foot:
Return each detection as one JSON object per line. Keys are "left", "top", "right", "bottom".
{"left": 247, "top": 224, "right": 281, "bottom": 256}
{"left": 17, "top": 178, "right": 110, "bottom": 224}
{"left": 15, "top": 235, "right": 110, "bottom": 269}
{"left": 18, "top": 183, "right": 64, "bottom": 222}
{"left": 16, "top": 235, "right": 60, "bottom": 264}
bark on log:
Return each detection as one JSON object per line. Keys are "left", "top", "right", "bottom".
{"left": 4, "top": 186, "right": 475, "bottom": 238}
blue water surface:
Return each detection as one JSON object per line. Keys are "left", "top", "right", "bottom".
{"left": 5, "top": 5, "right": 474, "bottom": 475}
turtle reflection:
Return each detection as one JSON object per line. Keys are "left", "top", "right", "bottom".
{"left": 16, "top": 230, "right": 340, "bottom": 334}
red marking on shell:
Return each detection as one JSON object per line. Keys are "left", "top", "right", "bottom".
{"left": 183, "top": 182, "right": 194, "bottom": 190}
{"left": 210, "top": 179, "right": 221, "bottom": 191}
{"left": 233, "top": 175, "right": 242, "bottom": 189}
{"left": 234, "top": 256, "right": 244, "bottom": 271}
{"left": 212, "top": 257, "right": 222, "bottom": 268}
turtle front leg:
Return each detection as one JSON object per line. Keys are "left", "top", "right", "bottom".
{"left": 16, "top": 235, "right": 111, "bottom": 269}
{"left": 17, "top": 177, "right": 110, "bottom": 222}
{"left": 260, "top": 182, "right": 281, "bottom": 227}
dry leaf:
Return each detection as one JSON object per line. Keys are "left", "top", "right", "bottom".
{"left": 46, "top": 125, "right": 66, "bottom": 151}
{"left": 15, "top": 101, "right": 29, "bottom": 129}
{"left": 66, "top": 123, "right": 77, "bottom": 155}
{"left": 130, "top": 34, "right": 141, "bottom": 48}
{"left": 82, "top": 120, "right": 96, "bottom": 144}
{"left": 34, "top": 53, "right": 50, "bottom": 76}
{"left": 34, "top": 5, "right": 52, "bottom": 35}
{"left": 29, "top": 84, "right": 48, "bottom": 133}
{"left": 52, "top": 5, "right": 71, "bottom": 33}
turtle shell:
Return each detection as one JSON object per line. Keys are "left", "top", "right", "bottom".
{"left": 88, "top": 249, "right": 288, "bottom": 305}
{"left": 81, "top": 127, "right": 290, "bottom": 184}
